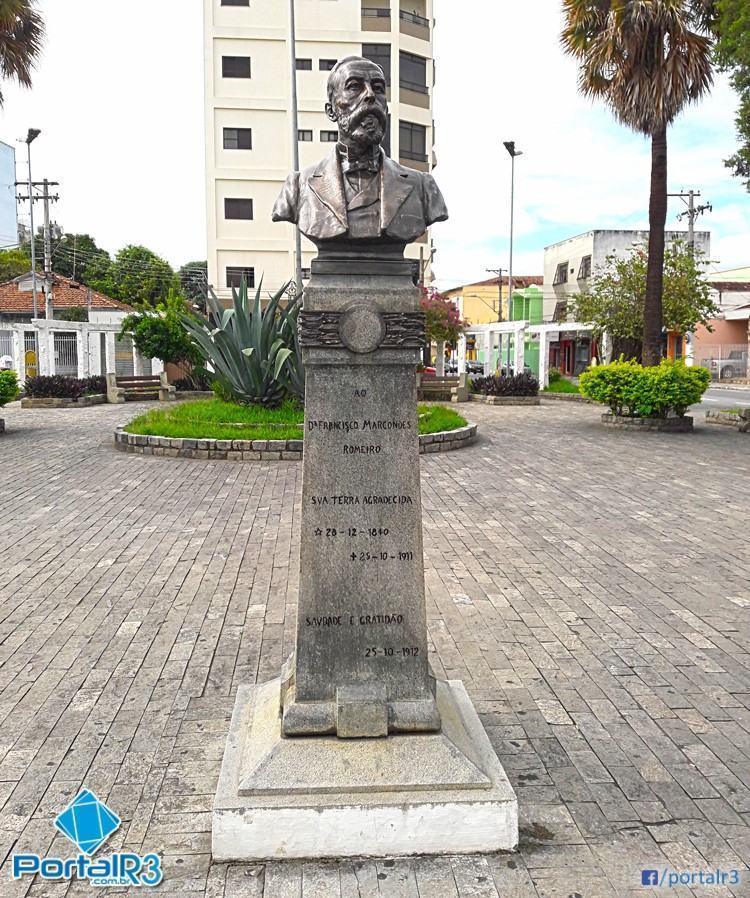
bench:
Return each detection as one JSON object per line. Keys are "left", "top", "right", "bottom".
{"left": 416, "top": 373, "right": 469, "bottom": 403}
{"left": 107, "top": 372, "right": 176, "bottom": 404}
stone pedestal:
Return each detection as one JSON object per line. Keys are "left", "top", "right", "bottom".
{"left": 213, "top": 679, "right": 518, "bottom": 860}
{"left": 213, "top": 249, "right": 518, "bottom": 858}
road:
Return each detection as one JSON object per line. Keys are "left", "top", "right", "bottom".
{"left": 694, "top": 384, "right": 750, "bottom": 412}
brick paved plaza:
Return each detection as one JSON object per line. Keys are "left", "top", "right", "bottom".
{"left": 1, "top": 400, "right": 749, "bottom": 897}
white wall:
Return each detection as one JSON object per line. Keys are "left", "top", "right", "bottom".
{"left": 204, "top": 0, "right": 436, "bottom": 299}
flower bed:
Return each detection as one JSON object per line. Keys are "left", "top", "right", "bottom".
{"left": 579, "top": 360, "right": 709, "bottom": 430}
{"left": 113, "top": 423, "right": 478, "bottom": 460}
{"left": 116, "top": 399, "right": 477, "bottom": 460}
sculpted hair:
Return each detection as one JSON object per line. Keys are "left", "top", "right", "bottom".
{"left": 326, "top": 56, "right": 386, "bottom": 105}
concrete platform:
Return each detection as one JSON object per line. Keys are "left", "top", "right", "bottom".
{"left": 213, "top": 678, "right": 518, "bottom": 860}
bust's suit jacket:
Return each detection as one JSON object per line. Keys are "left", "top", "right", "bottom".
{"left": 272, "top": 149, "right": 448, "bottom": 243}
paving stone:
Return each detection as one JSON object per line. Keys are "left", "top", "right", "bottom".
{"left": 0, "top": 401, "right": 749, "bottom": 896}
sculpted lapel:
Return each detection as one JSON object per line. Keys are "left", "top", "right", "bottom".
{"left": 380, "top": 157, "right": 416, "bottom": 233}
{"left": 307, "top": 151, "right": 348, "bottom": 232}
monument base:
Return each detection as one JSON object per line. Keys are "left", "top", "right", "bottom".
{"left": 213, "top": 678, "right": 518, "bottom": 860}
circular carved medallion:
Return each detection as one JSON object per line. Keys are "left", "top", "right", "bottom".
{"left": 338, "top": 305, "right": 386, "bottom": 354}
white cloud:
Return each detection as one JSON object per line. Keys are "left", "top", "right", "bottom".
{"left": 0, "top": 0, "right": 746, "bottom": 282}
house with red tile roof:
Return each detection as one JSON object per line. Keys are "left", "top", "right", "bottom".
{"left": 0, "top": 273, "right": 133, "bottom": 323}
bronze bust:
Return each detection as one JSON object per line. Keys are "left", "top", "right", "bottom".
{"left": 272, "top": 56, "right": 448, "bottom": 247}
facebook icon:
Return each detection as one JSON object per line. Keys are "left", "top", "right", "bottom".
{"left": 642, "top": 870, "right": 659, "bottom": 886}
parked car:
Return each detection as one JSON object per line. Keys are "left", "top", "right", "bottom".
{"left": 701, "top": 350, "right": 748, "bottom": 381}
{"left": 446, "top": 361, "right": 485, "bottom": 376}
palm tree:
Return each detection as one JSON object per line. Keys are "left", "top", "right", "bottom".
{"left": 561, "top": 1, "right": 713, "bottom": 365}
{"left": 0, "top": 0, "right": 44, "bottom": 105}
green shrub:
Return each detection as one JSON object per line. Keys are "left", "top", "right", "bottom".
{"left": 181, "top": 279, "right": 303, "bottom": 408}
{"left": 23, "top": 375, "right": 105, "bottom": 399}
{"left": 579, "top": 359, "right": 709, "bottom": 418}
{"left": 470, "top": 371, "right": 539, "bottom": 396}
{"left": 0, "top": 369, "right": 19, "bottom": 407}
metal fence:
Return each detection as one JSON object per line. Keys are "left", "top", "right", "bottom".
{"left": 695, "top": 343, "right": 748, "bottom": 381}
{"left": 0, "top": 329, "right": 11, "bottom": 363}
{"left": 53, "top": 332, "right": 78, "bottom": 377}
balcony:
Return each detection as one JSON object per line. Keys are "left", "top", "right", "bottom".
{"left": 362, "top": 6, "right": 391, "bottom": 32}
{"left": 400, "top": 78, "right": 429, "bottom": 108}
{"left": 399, "top": 9, "right": 430, "bottom": 40}
{"left": 399, "top": 148, "right": 429, "bottom": 172}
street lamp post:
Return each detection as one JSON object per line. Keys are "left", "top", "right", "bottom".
{"left": 26, "top": 129, "right": 41, "bottom": 318}
{"left": 288, "top": 0, "right": 303, "bottom": 295}
{"left": 503, "top": 140, "right": 522, "bottom": 374}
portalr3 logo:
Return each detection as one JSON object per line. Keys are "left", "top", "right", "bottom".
{"left": 12, "top": 788, "right": 163, "bottom": 887}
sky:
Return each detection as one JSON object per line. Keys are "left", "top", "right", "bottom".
{"left": 0, "top": 0, "right": 747, "bottom": 288}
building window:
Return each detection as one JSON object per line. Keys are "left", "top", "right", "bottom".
{"left": 578, "top": 255, "right": 592, "bottom": 280}
{"left": 223, "top": 127, "right": 252, "bottom": 150}
{"left": 319, "top": 59, "right": 337, "bottom": 71}
{"left": 400, "top": 50, "right": 428, "bottom": 93}
{"left": 221, "top": 0, "right": 249, "bottom": 5}
{"left": 301, "top": 267, "right": 312, "bottom": 279}
{"left": 320, "top": 130, "right": 339, "bottom": 142}
{"left": 298, "top": 129, "right": 313, "bottom": 142}
{"left": 224, "top": 198, "right": 254, "bottom": 220}
{"left": 226, "top": 267, "right": 255, "bottom": 289}
{"left": 296, "top": 58, "right": 312, "bottom": 71}
{"left": 222, "top": 56, "right": 251, "bottom": 78}
{"left": 553, "top": 262, "right": 569, "bottom": 286}
{"left": 362, "top": 44, "right": 391, "bottom": 84}
{"left": 399, "top": 121, "right": 427, "bottom": 161}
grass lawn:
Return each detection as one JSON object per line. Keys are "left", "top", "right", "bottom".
{"left": 720, "top": 408, "right": 740, "bottom": 415}
{"left": 125, "top": 399, "right": 467, "bottom": 440}
{"left": 543, "top": 378, "right": 580, "bottom": 394}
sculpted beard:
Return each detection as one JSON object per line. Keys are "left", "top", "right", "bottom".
{"left": 338, "top": 104, "right": 387, "bottom": 145}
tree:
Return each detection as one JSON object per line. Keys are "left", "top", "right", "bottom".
{"left": 0, "top": 0, "right": 44, "bottom": 105}
{"left": 120, "top": 291, "right": 201, "bottom": 370}
{"left": 108, "top": 245, "right": 177, "bottom": 307}
{"left": 52, "top": 233, "right": 110, "bottom": 284}
{"left": 178, "top": 260, "right": 208, "bottom": 310}
{"left": 0, "top": 247, "right": 32, "bottom": 281}
{"left": 420, "top": 287, "right": 467, "bottom": 375}
{"left": 712, "top": 0, "right": 750, "bottom": 188}
{"left": 562, "top": 1, "right": 714, "bottom": 366}
{"left": 572, "top": 242, "right": 718, "bottom": 360}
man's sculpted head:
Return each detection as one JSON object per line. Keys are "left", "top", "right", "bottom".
{"left": 325, "top": 57, "right": 388, "bottom": 151}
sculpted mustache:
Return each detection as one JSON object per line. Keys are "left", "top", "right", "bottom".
{"left": 342, "top": 105, "right": 387, "bottom": 130}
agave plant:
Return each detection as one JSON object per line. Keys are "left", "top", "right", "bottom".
{"left": 181, "top": 278, "right": 304, "bottom": 407}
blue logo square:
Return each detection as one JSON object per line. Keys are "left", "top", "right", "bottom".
{"left": 54, "top": 789, "right": 121, "bottom": 856}
{"left": 642, "top": 870, "right": 660, "bottom": 886}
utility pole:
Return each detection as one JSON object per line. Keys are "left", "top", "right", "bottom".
{"left": 485, "top": 267, "right": 505, "bottom": 322}
{"left": 16, "top": 176, "right": 59, "bottom": 319}
{"left": 503, "top": 141, "right": 523, "bottom": 374}
{"left": 288, "top": 0, "right": 303, "bottom": 295}
{"left": 41, "top": 179, "right": 59, "bottom": 318}
{"left": 668, "top": 189, "right": 712, "bottom": 254}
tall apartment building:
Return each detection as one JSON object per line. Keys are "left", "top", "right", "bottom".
{"left": 204, "top": 0, "right": 436, "bottom": 300}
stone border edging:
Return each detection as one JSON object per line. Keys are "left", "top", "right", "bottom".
{"left": 602, "top": 413, "right": 693, "bottom": 433}
{"left": 114, "top": 423, "right": 479, "bottom": 460}
{"left": 541, "top": 391, "right": 592, "bottom": 403}
{"left": 21, "top": 394, "right": 107, "bottom": 409}
{"left": 705, "top": 410, "right": 741, "bottom": 427}
{"left": 469, "top": 395, "right": 540, "bottom": 406}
